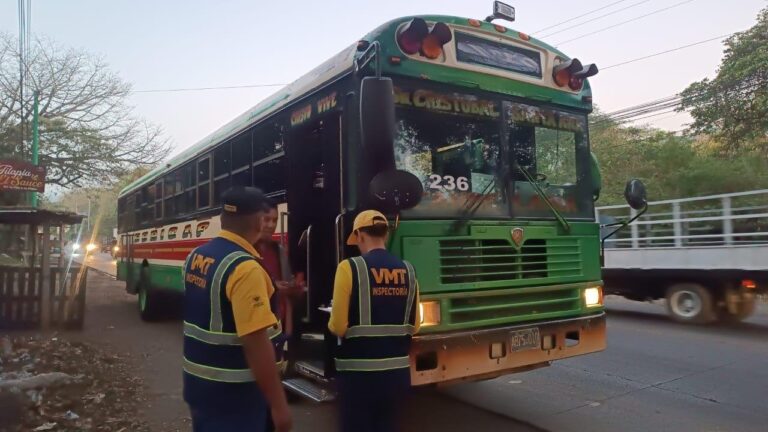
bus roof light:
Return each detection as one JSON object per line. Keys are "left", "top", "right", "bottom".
{"left": 573, "top": 63, "right": 599, "bottom": 79}
{"left": 397, "top": 18, "right": 429, "bottom": 55}
{"left": 553, "top": 58, "right": 583, "bottom": 88}
{"left": 420, "top": 22, "right": 453, "bottom": 59}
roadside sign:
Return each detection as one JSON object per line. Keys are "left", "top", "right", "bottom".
{"left": 0, "top": 159, "right": 46, "bottom": 193}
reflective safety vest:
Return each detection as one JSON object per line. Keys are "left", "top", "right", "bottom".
{"left": 181, "top": 236, "right": 281, "bottom": 410}
{"left": 335, "top": 249, "right": 417, "bottom": 372}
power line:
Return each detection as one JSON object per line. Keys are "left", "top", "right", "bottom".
{"left": 131, "top": 83, "right": 287, "bottom": 94}
{"left": 601, "top": 32, "right": 734, "bottom": 70}
{"left": 539, "top": 0, "right": 652, "bottom": 39}
{"left": 592, "top": 81, "right": 761, "bottom": 126}
{"left": 533, "top": 0, "right": 634, "bottom": 34}
{"left": 555, "top": 0, "right": 697, "bottom": 46}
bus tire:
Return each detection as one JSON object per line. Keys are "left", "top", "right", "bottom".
{"left": 138, "top": 267, "right": 164, "bottom": 321}
{"left": 665, "top": 283, "right": 716, "bottom": 324}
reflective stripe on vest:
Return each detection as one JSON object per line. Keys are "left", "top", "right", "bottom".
{"left": 184, "top": 321, "right": 241, "bottom": 345}
{"left": 344, "top": 257, "right": 416, "bottom": 339}
{"left": 183, "top": 358, "right": 255, "bottom": 383}
{"left": 335, "top": 356, "right": 410, "bottom": 372}
{"left": 184, "top": 320, "right": 282, "bottom": 345}
{"left": 210, "top": 251, "right": 252, "bottom": 331}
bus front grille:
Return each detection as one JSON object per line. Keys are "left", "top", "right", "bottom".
{"left": 446, "top": 285, "right": 583, "bottom": 325}
{"left": 438, "top": 238, "right": 582, "bottom": 284}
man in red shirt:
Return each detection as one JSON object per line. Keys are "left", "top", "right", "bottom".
{"left": 255, "top": 201, "right": 302, "bottom": 343}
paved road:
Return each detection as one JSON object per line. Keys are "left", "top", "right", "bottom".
{"left": 444, "top": 297, "right": 768, "bottom": 432}
{"left": 85, "top": 253, "right": 768, "bottom": 432}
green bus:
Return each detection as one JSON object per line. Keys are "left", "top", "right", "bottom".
{"left": 117, "top": 3, "right": 644, "bottom": 397}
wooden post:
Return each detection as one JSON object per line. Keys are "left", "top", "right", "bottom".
{"left": 58, "top": 224, "right": 65, "bottom": 268}
{"left": 40, "top": 223, "right": 51, "bottom": 330}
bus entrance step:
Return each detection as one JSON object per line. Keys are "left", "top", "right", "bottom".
{"left": 300, "top": 332, "right": 324, "bottom": 341}
{"left": 283, "top": 377, "right": 335, "bottom": 402}
{"left": 295, "top": 360, "right": 327, "bottom": 381}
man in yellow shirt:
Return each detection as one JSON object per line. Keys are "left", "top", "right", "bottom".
{"left": 182, "top": 187, "right": 292, "bottom": 432}
{"left": 328, "top": 210, "right": 420, "bottom": 432}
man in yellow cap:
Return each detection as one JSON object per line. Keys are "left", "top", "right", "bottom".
{"left": 328, "top": 210, "right": 420, "bottom": 432}
{"left": 182, "top": 187, "right": 292, "bottom": 432}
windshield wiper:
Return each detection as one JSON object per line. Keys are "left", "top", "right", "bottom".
{"left": 515, "top": 163, "right": 571, "bottom": 232}
{"left": 451, "top": 176, "right": 497, "bottom": 231}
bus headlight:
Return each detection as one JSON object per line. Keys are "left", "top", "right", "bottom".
{"left": 585, "top": 286, "right": 603, "bottom": 307}
{"left": 419, "top": 301, "right": 441, "bottom": 326}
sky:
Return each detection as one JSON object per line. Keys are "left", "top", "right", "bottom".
{"left": 1, "top": 0, "right": 766, "bottom": 159}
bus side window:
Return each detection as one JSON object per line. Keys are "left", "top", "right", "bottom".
{"left": 253, "top": 123, "right": 285, "bottom": 195}
{"left": 232, "top": 131, "right": 252, "bottom": 188}
{"left": 213, "top": 142, "right": 232, "bottom": 207}
{"left": 198, "top": 157, "right": 211, "bottom": 209}
{"left": 164, "top": 173, "right": 176, "bottom": 219}
{"left": 154, "top": 180, "right": 163, "bottom": 220}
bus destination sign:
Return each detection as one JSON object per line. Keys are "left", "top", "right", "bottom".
{"left": 0, "top": 159, "right": 46, "bottom": 193}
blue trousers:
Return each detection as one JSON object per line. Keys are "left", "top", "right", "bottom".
{"left": 190, "top": 405, "right": 268, "bottom": 432}
{"left": 337, "top": 369, "right": 411, "bottom": 432}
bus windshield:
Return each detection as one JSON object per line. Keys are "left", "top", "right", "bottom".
{"left": 394, "top": 88, "right": 593, "bottom": 220}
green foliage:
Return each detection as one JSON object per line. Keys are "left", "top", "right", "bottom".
{"left": 678, "top": 7, "right": 768, "bottom": 154}
{"left": 591, "top": 110, "right": 768, "bottom": 206}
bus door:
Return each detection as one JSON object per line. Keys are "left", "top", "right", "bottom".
{"left": 285, "top": 112, "right": 342, "bottom": 376}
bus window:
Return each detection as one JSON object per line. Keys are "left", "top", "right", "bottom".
{"left": 253, "top": 124, "right": 283, "bottom": 163}
{"left": 213, "top": 143, "right": 231, "bottom": 206}
{"left": 199, "top": 183, "right": 210, "bottom": 209}
{"left": 232, "top": 132, "right": 252, "bottom": 170}
{"left": 154, "top": 180, "right": 163, "bottom": 220}
{"left": 133, "top": 192, "right": 141, "bottom": 229}
{"left": 232, "top": 133, "right": 252, "bottom": 188}
{"left": 214, "top": 142, "right": 231, "bottom": 177}
{"left": 232, "top": 167, "right": 251, "bottom": 188}
{"left": 255, "top": 154, "right": 286, "bottom": 195}
{"left": 198, "top": 157, "right": 211, "bottom": 209}
{"left": 164, "top": 173, "right": 176, "bottom": 218}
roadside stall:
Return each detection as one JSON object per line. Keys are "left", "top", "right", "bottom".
{"left": 0, "top": 207, "right": 87, "bottom": 330}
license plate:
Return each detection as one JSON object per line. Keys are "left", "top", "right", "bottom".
{"left": 509, "top": 328, "right": 541, "bottom": 352}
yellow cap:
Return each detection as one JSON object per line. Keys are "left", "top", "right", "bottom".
{"left": 346, "top": 210, "right": 388, "bottom": 245}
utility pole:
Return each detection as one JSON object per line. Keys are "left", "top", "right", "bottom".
{"left": 31, "top": 90, "right": 39, "bottom": 207}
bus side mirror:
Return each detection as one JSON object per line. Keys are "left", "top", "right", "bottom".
{"left": 624, "top": 179, "right": 647, "bottom": 210}
{"left": 369, "top": 169, "right": 423, "bottom": 212}
{"left": 360, "top": 76, "right": 396, "bottom": 174}
{"left": 590, "top": 152, "right": 602, "bottom": 202}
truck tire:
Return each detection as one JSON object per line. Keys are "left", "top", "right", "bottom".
{"left": 719, "top": 296, "right": 757, "bottom": 323}
{"left": 665, "top": 283, "right": 716, "bottom": 324}
{"left": 137, "top": 266, "right": 164, "bottom": 322}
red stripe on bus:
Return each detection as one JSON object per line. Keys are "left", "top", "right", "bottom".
{"left": 120, "top": 238, "right": 208, "bottom": 261}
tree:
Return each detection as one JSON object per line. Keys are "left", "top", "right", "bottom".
{"left": 678, "top": 7, "right": 768, "bottom": 154}
{"left": 590, "top": 109, "right": 768, "bottom": 205}
{"left": 0, "top": 33, "right": 170, "bottom": 190}
{"left": 49, "top": 167, "right": 153, "bottom": 240}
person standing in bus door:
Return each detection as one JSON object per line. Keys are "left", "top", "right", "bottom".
{"left": 256, "top": 199, "right": 304, "bottom": 432}
{"left": 182, "top": 187, "right": 292, "bottom": 432}
{"left": 328, "top": 210, "right": 421, "bottom": 432}
{"left": 256, "top": 200, "right": 303, "bottom": 342}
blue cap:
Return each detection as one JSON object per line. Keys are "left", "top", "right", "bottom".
{"left": 221, "top": 187, "right": 270, "bottom": 215}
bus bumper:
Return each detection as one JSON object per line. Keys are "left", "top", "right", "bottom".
{"left": 410, "top": 312, "right": 606, "bottom": 386}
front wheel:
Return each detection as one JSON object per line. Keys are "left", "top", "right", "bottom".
{"left": 665, "top": 283, "right": 716, "bottom": 324}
